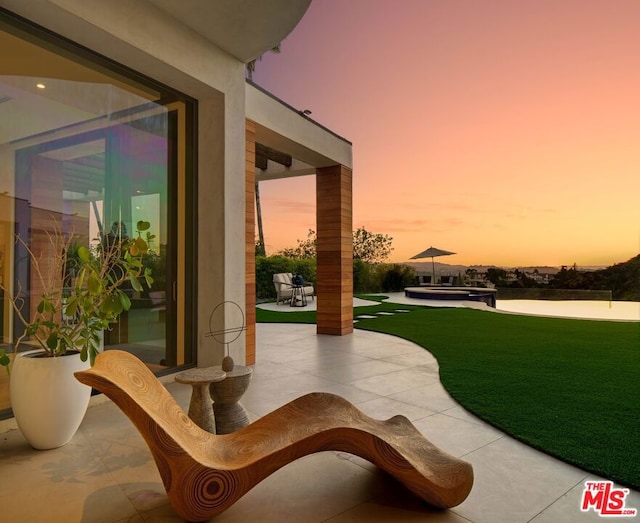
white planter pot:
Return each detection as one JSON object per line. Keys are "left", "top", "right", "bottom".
{"left": 10, "top": 349, "right": 91, "bottom": 449}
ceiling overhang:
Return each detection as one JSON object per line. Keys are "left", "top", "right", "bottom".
{"left": 246, "top": 83, "right": 353, "bottom": 176}
{"left": 147, "top": 0, "right": 312, "bottom": 63}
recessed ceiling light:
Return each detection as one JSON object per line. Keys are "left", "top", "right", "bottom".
{"left": 36, "top": 83, "right": 46, "bottom": 89}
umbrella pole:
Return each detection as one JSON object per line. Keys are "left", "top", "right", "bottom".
{"left": 432, "top": 257, "right": 435, "bottom": 285}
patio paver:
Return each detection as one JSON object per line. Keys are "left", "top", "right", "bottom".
{"left": 0, "top": 322, "right": 637, "bottom": 522}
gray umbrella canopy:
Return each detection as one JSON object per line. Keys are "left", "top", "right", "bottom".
{"left": 410, "top": 246, "right": 456, "bottom": 283}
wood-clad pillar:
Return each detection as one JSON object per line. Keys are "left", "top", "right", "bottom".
{"left": 245, "top": 120, "right": 257, "bottom": 364}
{"left": 316, "top": 165, "right": 353, "bottom": 335}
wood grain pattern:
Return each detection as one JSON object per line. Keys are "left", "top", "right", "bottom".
{"left": 245, "top": 119, "right": 257, "bottom": 365}
{"left": 316, "top": 165, "right": 354, "bottom": 335}
{"left": 75, "top": 350, "right": 473, "bottom": 522}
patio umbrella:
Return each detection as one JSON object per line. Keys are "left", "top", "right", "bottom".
{"left": 410, "top": 246, "right": 456, "bottom": 284}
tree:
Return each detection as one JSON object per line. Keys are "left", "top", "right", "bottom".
{"left": 485, "top": 267, "right": 508, "bottom": 286}
{"left": 352, "top": 226, "right": 393, "bottom": 263}
{"left": 254, "top": 182, "right": 266, "bottom": 256}
{"left": 255, "top": 237, "right": 266, "bottom": 257}
{"left": 277, "top": 229, "right": 316, "bottom": 259}
{"left": 246, "top": 44, "right": 281, "bottom": 81}
{"left": 276, "top": 227, "right": 393, "bottom": 263}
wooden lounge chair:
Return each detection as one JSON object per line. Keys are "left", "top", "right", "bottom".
{"left": 75, "top": 350, "right": 473, "bottom": 521}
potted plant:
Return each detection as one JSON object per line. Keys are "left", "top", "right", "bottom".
{"left": 0, "top": 220, "right": 154, "bottom": 449}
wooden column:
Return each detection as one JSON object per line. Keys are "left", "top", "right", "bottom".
{"left": 244, "top": 120, "right": 257, "bottom": 364}
{"left": 316, "top": 165, "right": 353, "bottom": 335}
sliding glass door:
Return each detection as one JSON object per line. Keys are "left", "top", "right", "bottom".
{"left": 14, "top": 107, "right": 179, "bottom": 367}
{"left": 0, "top": 12, "right": 195, "bottom": 414}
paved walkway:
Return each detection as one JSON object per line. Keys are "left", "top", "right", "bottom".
{"left": 0, "top": 323, "right": 637, "bottom": 522}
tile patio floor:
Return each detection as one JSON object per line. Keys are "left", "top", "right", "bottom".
{"left": 0, "top": 322, "right": 638, "bottom": 522}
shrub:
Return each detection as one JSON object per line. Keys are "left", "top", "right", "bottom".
{"left": 290, "top": 258, "right": 316, "bottom": 287}
{"left": 380, "top": 264, "right": 416, "bottom": 292}
{"left": 256, "top": 256, "right": 414, "bottom": 299}
{"left": 255, "top": 256, "right": 290, "bottom": 300}
{"left": 255, "top": 255, "right": 317, "bottom": 301}
{"left": 353, "top": 258, "right": 373, "bottom": 293}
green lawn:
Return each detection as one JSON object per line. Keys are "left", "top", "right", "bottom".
{"left": 256, "top": 297, "right": 640, "bottom": 489}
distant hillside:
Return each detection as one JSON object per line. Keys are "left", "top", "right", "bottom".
{"left": 405, "top": 261, "right": 561, "bottom": 276}
{"left": 406, "top": 256, "right": 639, "bottom": 300}
{"left": 405, "top": 261, "right": 471, "bottom": 276}
{"left": 594, "top": 254, "right": 640, "bottom": 300}
{"left": 547, "top": 255, "right": 640, "bottom": 300}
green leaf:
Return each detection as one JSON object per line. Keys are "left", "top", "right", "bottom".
{"left": 0, "top": 350, "right": 10, "bottom": 375}
{"left": 77, "top": 245, "right": 91, "bottom": 263}
{"left": 65, "top": 298, "right": 78, "bottom": 318}
{"left": 100, "top": 294, "right": 123, "bottom": 316}
{"left": 88, "top": 273, "right": 102, "bottom": 295}
{"left": 46, "top": 332, "right": 59, "bottom": 351}
{"left": 119, "top": 291, "right": 132, "bottom": 311}
{"left": 134, "top": 237, "right": 148, "bottom": 255}
{"left": 89, "top": 346, "right": 99, "bottom": 366}
{"left": 129, "top": 274, "right": 143, "bottom": 292}
{"left": 37, "top": 299, "right": 54, "bottom": 314}
{"left": 73, "top": 269, "right": 84, "bottom": 294}
{"left": 137, "top": 220, "right": 151, "bottom": 231}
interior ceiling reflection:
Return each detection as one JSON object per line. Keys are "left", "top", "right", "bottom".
{"left": 0, "top": 26, "right": 162, "bottom": 145}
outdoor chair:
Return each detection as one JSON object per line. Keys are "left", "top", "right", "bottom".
{"left": 416, "top": 275, "right": 432, "bottom": 286}
{"left": 75, "top": 350, "right": 474, "bottom": 522}
{"left": 440, "top": 275, "right": 455, "bottom": 286}
{"left": 273, "top": 272, "right": 314, "bottom": 304}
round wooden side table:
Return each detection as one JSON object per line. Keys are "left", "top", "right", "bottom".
{"left": 208, "top": 365, "right": 253, "bottom": 434}
{"left": 175, "top": 367, "right": 226, "bottom": 433}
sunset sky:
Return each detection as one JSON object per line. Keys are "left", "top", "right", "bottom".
{"left": 253, "top": 0, "right": 640, "bottom": 268}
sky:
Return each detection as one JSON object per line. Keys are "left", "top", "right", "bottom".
{"left": 252, "top": 0, "right": 640, "bottom": 268}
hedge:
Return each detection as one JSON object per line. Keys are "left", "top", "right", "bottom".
{"left": 256, "top": 256, "right": 416, "bottom": 301}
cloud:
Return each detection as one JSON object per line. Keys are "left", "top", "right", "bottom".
{"left": 262, "top": 198, "right": 314, "bottom": 214}
{"left": 359, "top": 217, "right": 465, "bottom": 233}
{"left": 382, "top": 200, "right": 479, "bottom": 213}
{"left": 501, "top": 205, "right": 559, "bottom": 221}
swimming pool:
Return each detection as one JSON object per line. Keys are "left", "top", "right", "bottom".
{"left": 385, "top": 292, "right": 639, "bottom": 321}
{"left": 495, "top": 299, "right": 640, "bottom": 321}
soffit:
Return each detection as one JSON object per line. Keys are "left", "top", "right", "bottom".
{"left": 247, "top": 83, "right": 352, "bottom": 171}
{"left": 146, "top": 0, "right": 311, "bottom": 63}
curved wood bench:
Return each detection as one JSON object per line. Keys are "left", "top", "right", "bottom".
{"left": 75, "top": 350, "right": 473, "bottom": 521}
